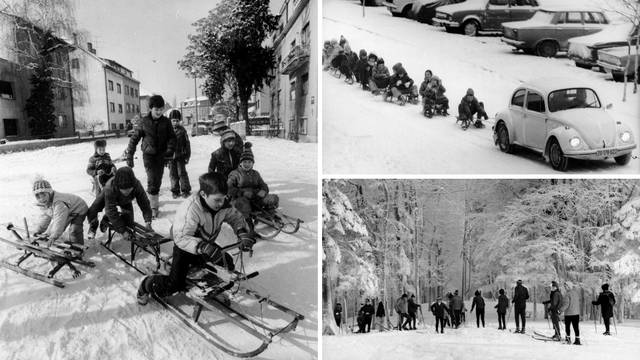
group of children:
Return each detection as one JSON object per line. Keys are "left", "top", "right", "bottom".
{"left": 323, "top": 35, "right": 490, "bottom": 128}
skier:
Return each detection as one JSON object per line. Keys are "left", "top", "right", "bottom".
{"left": 361, "top": 298, "right": 375, "bottom": 333}
{"left": 395, "top": 293, "right": 410, "bottom": 330}
{"left": 385, "top": 63, "right": 418, "bottom": 104}
{"left": 375, "top": 300, "right": 386, "bottom": 331}
{"left": 592, "top": 283, "right": 616, "bottom": 336}
{"left": 86, "top": 139, "right": 116, "bottom": 197}
{"left": 512, "top": 279, "right": 529, "bottom": 333}
{"left": 457, "top": 88, "right": 489, "bottom": 129}
{"left": 208, "top": 129, "right": 241, "bottom": 180}
{"left": 470, "top": 289, "right": 486, "bottom": 328}
{"left": 126, "top": 94, "right": 176, "bottom": 218}
{"left": 32, "top": 176, "right": 88, "bottom": 248}
{"left": 561, "top": 281, "right": 581, "bottom": 345}
{"left": 226, "top": 143, "right": 279, "bottom": 234}
{"left": 86, "top": 167, "right": 152, "bottom": 240}
{"left": 368, "top": 57, "right": 390, "bottom": 96}
{"left": 430, "top": 297, "right": 449, "bottom": 334}
{"left": 450, "top": 290, "right": 463, "bottom": 328}
{"left": 168, "top": 110, "right": 191, "bottom": 199}
{"left": 211, "top": 119, "right": 244, "bottom": 154}
{"left": 495, "top": 288, "right": 509, "bottom": 330}
{"left": 136, "top": 172, "right": 255, "bottom": 305}
{"left": 334, "top": 302, "right": 343, "bottom": 328}
{"left": 542, "top": 280, "right": 563, "bottom": 340}
{"left": 408, "top": 294, "right": 421, "bottom": 330}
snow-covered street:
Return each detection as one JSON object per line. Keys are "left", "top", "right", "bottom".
{"left": 0, "top": 135, "right": 317, "bottom": 360}
{"left": 323, "top": 0, "right": 640, "bottom": 174}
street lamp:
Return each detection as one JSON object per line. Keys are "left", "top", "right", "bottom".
{"left": 192, "top": 70, "right": 198, "bottom": 125}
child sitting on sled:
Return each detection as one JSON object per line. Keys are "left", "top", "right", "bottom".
{"left": 458, "top": 88, "right": 489, "bottom": 128}
{"left": 227, "top": 143, "right": 279, "bottom": 234}
{"left": 86, "top": 139, "right": 116, "bottom": 196}
{"left": 32, "top": 176, "right": 89, "bottom": 247}
{"left": 385, "top": 63, "right": 419, "bottom": 104}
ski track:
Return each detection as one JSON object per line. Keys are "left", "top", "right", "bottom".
{"left": 0, "top": 135, "right": 317, "bottom": 360}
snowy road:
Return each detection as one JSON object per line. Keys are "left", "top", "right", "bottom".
{"left": 0, "top": 135, "right": 317, "bottom": 360}
{"left": 323, "top": 0, "right": 640, "bottom": 175}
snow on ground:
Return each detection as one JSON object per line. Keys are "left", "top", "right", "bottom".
{"left": 0, "top": 135, "right": 317, "bottom": 360}
{"left": 323, "top": 0, "right": 640, "bottom": 174}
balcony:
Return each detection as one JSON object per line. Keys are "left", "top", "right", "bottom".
{"left": 280, "top": 44, "right": 310, "bottom": 75}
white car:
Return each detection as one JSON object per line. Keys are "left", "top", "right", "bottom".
{"left": 492, "top": 78, "right": 636, "bottom": 171}
{"left": 383, "top": 0, "right": 416, "bottom": 17}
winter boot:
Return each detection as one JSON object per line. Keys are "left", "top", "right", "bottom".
{"left": 551, "top": 334, "right": 561, "bottom": 341}
{"left": 573, "top": 337, "right": 581, "bottom": 345}
{"left": 137, "top": 279, "right": 149, "bottom": 305}
{"left": 172, "top": 192, "right": 180, "bottom": 199}
{"left": 603, "top": 331, "right": 611, "bottom": 336}
{"left": 99, "top": 216, "right": 110, "bottom": 233}
{"left": 181, "top": 191, "right": 191, "bottom": 198}
{"left": 149, "top": 194, "right": 160, "bottom": 219}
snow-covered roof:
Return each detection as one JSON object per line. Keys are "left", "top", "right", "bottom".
{"left": 568, "top": 22, "right": 635, "bottom": 46}
{"left": 520, "top": 77, "right": 595, "bottom": 94}
{"left": 181, "top": 96, "right": 209, "bottom": 102}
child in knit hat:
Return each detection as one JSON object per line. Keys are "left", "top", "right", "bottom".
{"left": 208, "top": 128, "right": 241, "bottom": 179}
{"left": 32, "top": 176, "right": 89, "bottom": 247}
{"left": 168, "top": 110, "right": 191, "bottom": 199}
{"left": 86, "top": 139, "right": 117, "bottom": 196}
{"left": 226, "top": 143, "right": 279, "bottom": 233}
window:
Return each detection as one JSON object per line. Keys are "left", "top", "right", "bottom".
{"left": 3, "top": 118, "right": 18, "bottom": 136}
{"left": 299, "top": 117, "right": 308, "bottom": 135}
{"left": 0, "top": 81, "right": 15, "bottom": 99}
{"left": 526, "top": 91, "right": 545, "bottom": 113}
{"left": 302, "top": 22, "right": 310, "bottom": 47}
{"left": 117, "top": 83, "right": 121, "bottom": 93}
{"left": 125, "top": 85, "right": 129, "bottom": 95}
{"left": 110, "top": 102, "right": 115, "bottom": 112}
{"left": 585, "top": 12, "right": 606, "bottom": 24}
{"left": 108, "top": 80, "right": 113, "bottom": 91}
{"left": 118, "top": 104, "right": 123, "bottom": 113}
{"left": 490, "top": 0, "right": 508, "bottom": 6}
{"left": 135, "top": 89, "right": 138, "bottom": 97}
{"left": 511, "top": 89, "right": 526, "bottom": 107}
{"left": 289, "top": 81, "right": 296, "bottom": 101}
{"left": 111, "top": 124, "right": 117, "bottom": 130}
{"left": 136, "top": 105, "right": 140, "bottom": 113}
{"left": 71, "top": 58, "right": 79, "bottom": 69}
{"left": 301, "top": 73, "right": 309, "bottom": 96}
{"left": 58, "top": 115, "right": 68, "bottom": 128}
{"left": 566, "top": 12, "right": 582, "bottom": 24}
{"left": 126, "top": 103, "right": 130, "bottom": 112}
{"left": 119, "top": 123, "right": 124, "bottom": 130}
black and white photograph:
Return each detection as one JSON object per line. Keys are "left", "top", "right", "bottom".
{"left": 0, "top": 0, "right": 318, "bottom": 359}
{"left": 322, "top": 179, "right": 640, "bottom": 359}
{"left": 322, "top": 0, "right": 640, "bottom": 174}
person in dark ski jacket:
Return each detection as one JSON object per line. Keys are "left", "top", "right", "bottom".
{"left": 211, "top": 119, "right": 244, "bottom": 154}
{"left": 354, "top": 49, "right": 370, "bottom": 89}
{"left": 395, "top": 294, "right": 410, "bottom": 330}
{"left": 334, "top": 302, "right": 343, "bottom": 328}
{"left": 458, "top": 88, "right": 489, "bottom": 128}
{"left": 592, "top": 283, "right": 616, "bottom": 335}
{"left": 360, "top": 298, "right": 375, "bottom": 333}
{"left": 168, "top": 110, "right": 191, "bottom": 199}
{"left": 375, "top": 301, "right": 386, "bottom": 331}
{"left": 512, "top": 279, "right": 530, "bottom": 333}
{"left": 86, "top": 167, "right": 152, "bottom": 239}
{"left": 386, "top": 63, "right": 418, "bottom": 103}
{"left": 543, "top": 280, "right": 563, "bottom": 340}
{"left": 430, "top": 297, "right": 449, "bottom": 334}
{"left": 86, "top": 139, "right": 117, "bottom": 196}
{"left": 408, "top": 294, "right": 421, "bottom": 330}
{"left": 208, "top": 129, "right": 241, "bottom": 180}
{"left": 470, "top": 290, "right": 486, "bottom": 328}
{"left": 126, "top": 95, "right": 176, "bottom": 218}
{"left": 450, "top": 290, "right": 464, "bottom": 328}
{"left": 368, "top": 56, "right": 390, "bottom": 95}
{"left": 495, "top": 288, "right": 509, "bottom": 330}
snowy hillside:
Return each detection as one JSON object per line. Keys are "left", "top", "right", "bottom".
{"left": 323, "top": 0, "right": 640, "bottom": 174}
{"left": 0, "top": 135, "right": 318, "bottom": 360}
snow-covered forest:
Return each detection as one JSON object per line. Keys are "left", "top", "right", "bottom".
{"left": 323, "top": 179, "right": 640, "bottom": 336}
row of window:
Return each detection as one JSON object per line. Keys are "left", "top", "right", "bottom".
{"left": 109, "top": 102, "right": 140, "bottom": 114}
{"left": 2, "top": 115, "right": 69, "bottom": 137}
{"left": 107, "top": 80, "right": 139, "bottom": 97}
{"left": 111, "top": 123, "right": 126, "bottom": 130}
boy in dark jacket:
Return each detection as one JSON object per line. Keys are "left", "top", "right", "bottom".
{"left": 211, "top": 120, "right": 244, "bottom": 154}
{"left": 368, "top": 56, "right": 390, "bottom": 95}
{"left": 458, "top": 88, "right": 489, "bottom": 128}
{"left": 86, "top": 167, "right": 153, "bottom": 240}
{"left": 408, "top": 294, "right": 421, "bottom": 330}
{"left": 430, "top": 297, "right": 449, "bottom": 334}
{"left": 495, "top": 288, "right": 509, "bottom": 330}
{"left": 86, "top": 139, "right": 117, "bottom": 196}
{"left": 126, "top": 95, "right": 176, "bottom": 218}
{"left": 354, "top": 49, "right": 369, "bottom": 89}
{"left": 592, "top": 283, "right": 616, "bottom": 335}
{"left": 361, "top": 298, "right": 375, "bottom": 332}
{"left": 470, "top": 290, "right": 486, "bottom": 328}
{"left": 543, "top": 281, "right": 563, "bottom": 340}
{"left": 334, "top": 302, "right": 343, "bottom": 327}
{"left": 208, "top": 129, "right": 241, "bottom": 180}
{"left": 168, "top": 110, "right": 191, "bottom": 199}
{"left": 386, "top": 63, "right": 418, "bottom": 104}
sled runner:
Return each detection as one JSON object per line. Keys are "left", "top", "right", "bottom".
{"left": 101, "top": 219, "right": 172, "bottom": 275}
{"left": 251, "top": 209, "right": 303, "bottom": 240}
{"left": 0, "top": 222, "right": 95, "bottom": 288}
{"left": 152, "top": 247, "right": 305, "bottom": 358}
{"left": 456, "top": 116, "right": 487, "bottom": 130}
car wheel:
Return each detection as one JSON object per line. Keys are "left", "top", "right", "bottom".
{"left": 496, "top": 123, "right": 513, "bottom": 154}
{"left": 548, "top": 138, "right": 569, "bottom": 171}
{"left": 537, "top": 41, "right": 558, "bottom": 58}
{"left": 463, "top": 20, "right": 479, "bottom": 36}
{"left": 612, "top": 71, "right": 626, "bottom": 82}
{"left": 614, "top": 153, "right": 631, "bottom": 165}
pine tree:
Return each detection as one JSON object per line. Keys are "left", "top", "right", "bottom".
{"left": 25, "top": 60, "right": 57, "bottom": 138}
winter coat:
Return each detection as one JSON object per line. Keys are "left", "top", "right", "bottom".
{"left": 471, "top": 295, "right": 485, "bottom": 312}
{"left": 334, "top": 303, "right": 343, "bottom": 316}
{"left": 561, "top": 288, "right": 580, "bottom": 316}
{"left": 389, "top": 66, "right": 414, "bottom": 91}
{"left": 34, "top": 191, "right": 88, "bottom": 241}
{"left": 419, "top": 80, "right": 431, "bottom": 98}
{"left": 208, "top": 136, "right": 241, "bottom": 179}
{"left": 371, "top": 64, "right": 390, "bottom": 80}
{"left": 408, "top": 298, "right": 420, "bottom": 315}
{"left": 459, "top": 95, "right": 483, "bottom": 119}
{"left": 361, "top": 304, "right": 375, "bottom": 318}
{"left": 592, "top": 290, "right": 616, "bottom": 319}
{"left": 172, "top": 125, "right": 191, "bottom": 161}
{"left": 346, "top": 52, "right": 358, "bottom": 72}
{"left": 376, "top": 302, "right": 386, "bottom": 317}
{"left": 495, "top": 294, "right": 509, "bottom": 314}
{"left": 543, "top": 289, "right": 563, "bottom": 312}
{"left": 127, "top": 113, "right": 176, "bottom": 158}
{"left": 172, "top": 194, "right": 248, "bottom": 255}
{"left": 86, "top": 152, "right": 116, "bottom": 177}
{"left": 226, "top": 168, "right": 269, "bottom": 200}
{"left": 425, "top": 81, "right": 446, "bottom": 100}
{"left": 395, "top": 297, "right": 408, "bottom": 314}
{"left": 430, "top": 302, "right": 449, "bottom": 318}
{"left": 450, "top": 294, "right": 463, "bottom": 311}
{"left": 102, "top": 177, "right": 152, "bottom": 233}
{"left": 512, "top": 284, "right": 530, "bottom": 310}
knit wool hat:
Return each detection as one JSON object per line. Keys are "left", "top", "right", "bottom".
{"left": 551, "top": 280, "right": 558, "bottom": 288}
{"left": 168, "top": 109, "right": 182, "bottom": 120}
{"left": 240, "top": 142, "right": 254, "bottom": 163}
{"left": 148, "top": 95, "right": 165, "bottom": 109}
{"left": 212, "top": 120, "right": 228, "bottom": 133}
{"left": 517, "top": 279, "right": 523, "bottom": 285}
{"left": 94, "top": 139, "right": 106, "bottom": 148}
{"left": 466, "top": 88, "right": 475, "bottom": 96}
{"left": 221, "top": 129, "right": 236, "bottom": 143}
{"left": 33, "top": 176, "right": 53, "bottom": 195}
{"left": 602, "top": 283, "right": 609, "bottom": 291}
{"left": 114, "top": 167, "right": 136, "bottom": 189}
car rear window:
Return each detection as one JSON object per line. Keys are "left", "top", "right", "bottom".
{"left": 526, "top": 92, "right": 545, "bottom": 113}
{"left": 511, "top": 89, "right": 526, "bottom": 107}
{"left": 584, "top": 12, "right": 606, "bottom": 24}
{"left": 490, "top": 0, "right": 509, "bottom": 6}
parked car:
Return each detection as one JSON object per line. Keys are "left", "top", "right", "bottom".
{"left": 492, "top": 78, "right": 636, "bottom": 171}
{"left": 383, "top": 0, "right": 417, "bottom": 17}
{"left": 361, "top": 0, "right": 386, "bottom": 6}
{"left": 568, "top": 22, "right": 638, "bottom": 70}
{"left": 412, "top": 0, "right": 466, "bottom": 24}
{"left": 597, "top": 45, "right": 640, "bottom": 83}
{"left": 502, "top": 7, "right": 610, "bottom": 57}
{"left": 432, "top": 0, "right": 538, "bottom": 36}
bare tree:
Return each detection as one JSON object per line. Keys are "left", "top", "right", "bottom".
{"left": 604, "top": 0, "right": 640, "bottom": 98}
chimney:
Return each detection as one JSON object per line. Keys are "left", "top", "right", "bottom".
{"left": 87, "top": 42, "right": 96, "bottom": 54}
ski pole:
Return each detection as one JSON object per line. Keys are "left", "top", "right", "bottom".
{"left": 612, "top": 313, "right": 618, "bottom": 335}
{"left": 546, "top": 310, "right": 551, "bottom": 329}
{"left": 592, "top": 304, "right": 597, "bottom": 333}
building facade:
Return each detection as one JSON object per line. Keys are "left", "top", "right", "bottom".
{"left": 268, "top": 0, "right": 317, "bottom": 143}
{"left": 179, "top": 96, "right": 211, "bottom": 126}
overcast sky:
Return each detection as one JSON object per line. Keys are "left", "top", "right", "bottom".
{"left": 73, "top": 0, "right": 284, "bottom": 107}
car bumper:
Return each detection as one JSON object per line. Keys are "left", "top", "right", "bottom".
{"left": 569, "top": 55, "right": 597, "bottom": 67}
{"left": 565, "top": 143, "right": 636, "bottom": 160}
{"left": 501, "top": 37, "right": 525, "bottom": 48}
{"left": 597, "top": 60, "right": 625, "bottom": 72}
{"left": 432, "top": 18, "right": 459, "bottom": 28}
